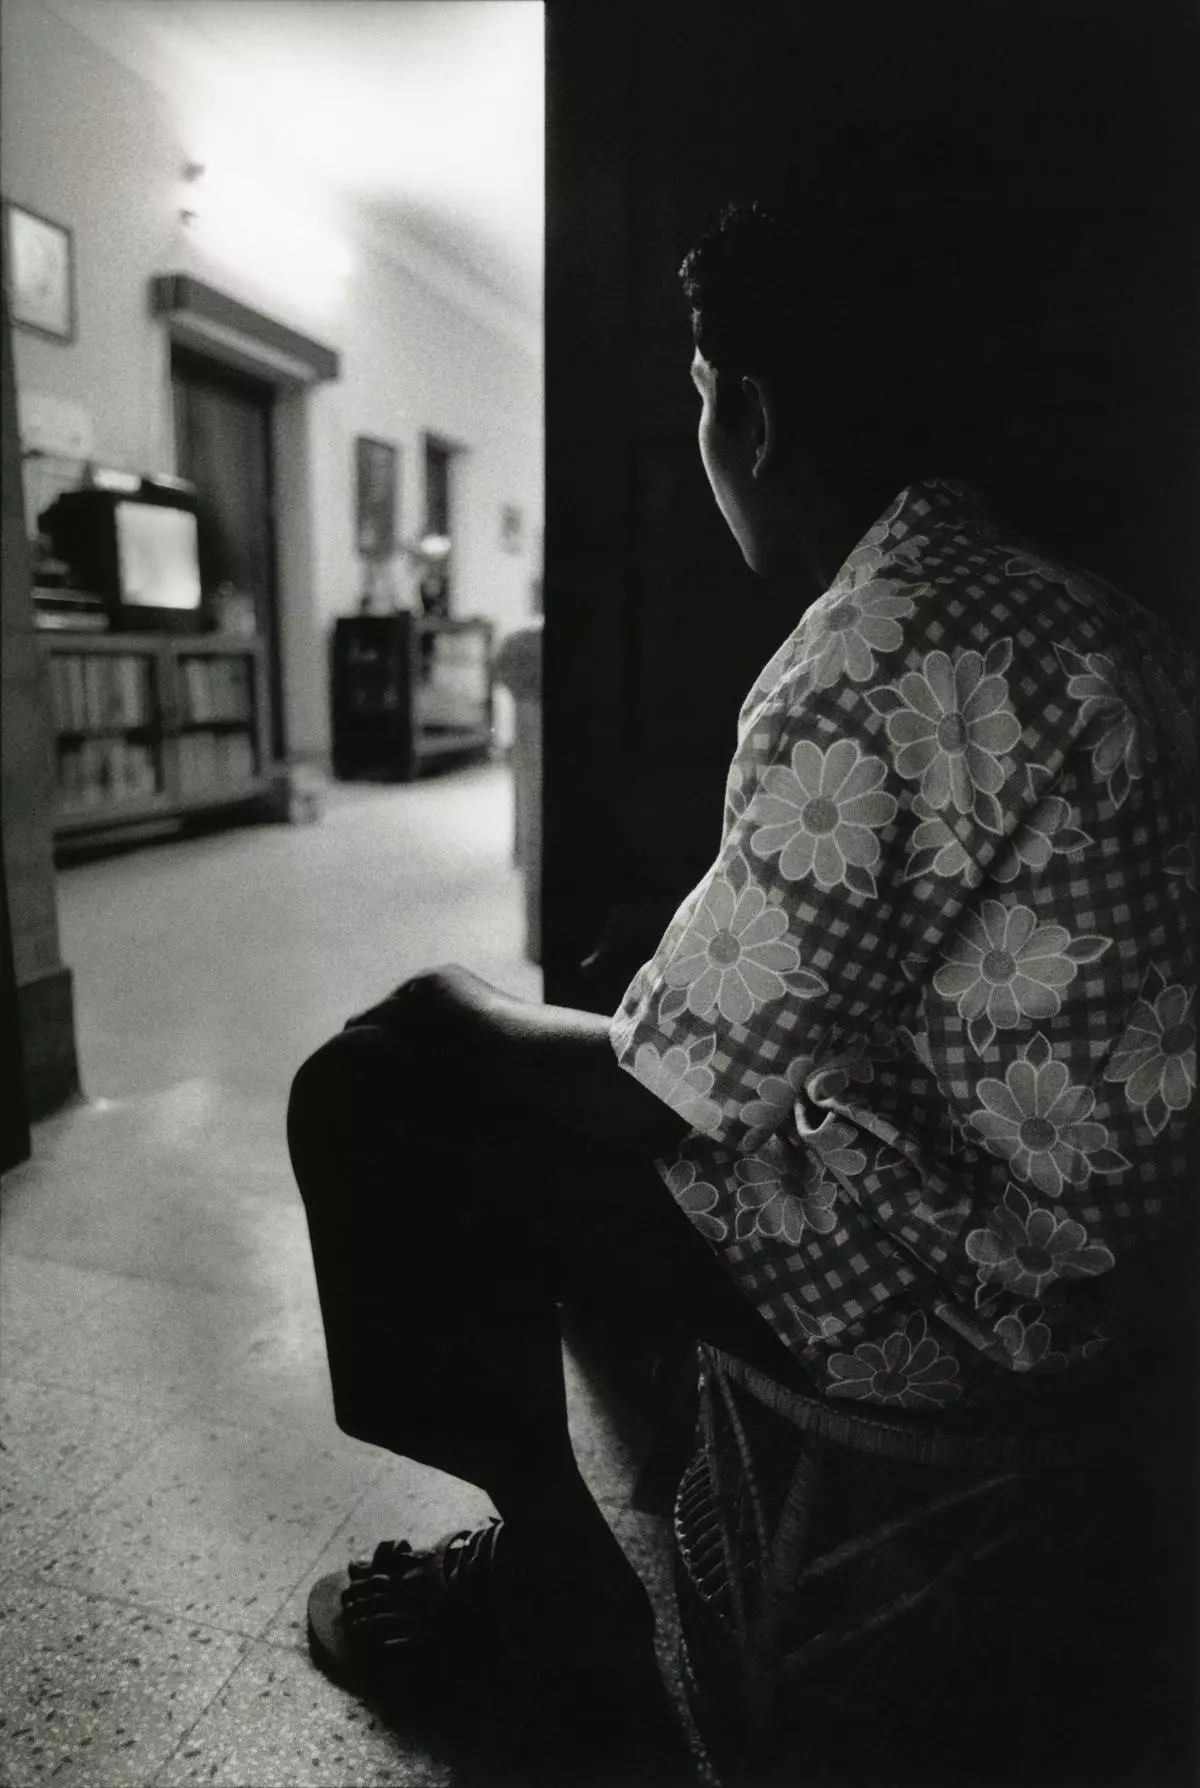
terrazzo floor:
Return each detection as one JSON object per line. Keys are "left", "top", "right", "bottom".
{"left": 0, "top": 766, "right": 690, "bottom": 1787}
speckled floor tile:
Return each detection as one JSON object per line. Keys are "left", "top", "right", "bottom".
{"left": 3, "top": 1084, "right": 312, "bottom": 1300}
{"left": 208, "top": 1282, "right": 349, "bottom": 1435}
{"left": 265, "top": 1458, "right": 496, "bottom": 1652}
{"left": 0, "top": 1379, "right": 178, "bottom": 1580}
{"left": 0, "top": 1576, "right": 247, "bottom": 1787}
{"left": 4, "top": 1269, "right": 307, "bottom": 1420}
{"left": 0, "top": 1253, "right": 114, "bottom": 1364}
{"left": 8, "top": 1248, "right": 350, "bottom": 1442}
{"left": 150, "top": 1641, "right": 453, "bottom": 1787}
{"left": 34, "top": 1414, "right": 385, "bottom": 1638}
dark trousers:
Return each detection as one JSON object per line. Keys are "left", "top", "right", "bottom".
{"left": 286, "top": 1017, "right": 800, "bottom": 1507}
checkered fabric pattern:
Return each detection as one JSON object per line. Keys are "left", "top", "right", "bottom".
{"left": 612, "top": 479, "right": 1196, "bottom": 1408}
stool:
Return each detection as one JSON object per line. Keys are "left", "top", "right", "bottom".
{"left": 673, "top": 1342, "right": 1170, "bottom": 1787}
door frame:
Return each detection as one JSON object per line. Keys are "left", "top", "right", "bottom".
{"left": 155, "top": 281, "right": 339, "bottom": 772}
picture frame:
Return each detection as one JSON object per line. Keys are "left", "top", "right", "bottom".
{"left": 354, "top": 434, "right": 399, "bottom": 561}
{"left": 3, "top": 200, "right": 76, "bottom": 342}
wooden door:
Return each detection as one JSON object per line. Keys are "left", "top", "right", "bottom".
{"left": 542, "top": 0, "right": 1196, "bottom": 1009}
{"left": 171, "top": 349, "right": 283, "bottom": 759}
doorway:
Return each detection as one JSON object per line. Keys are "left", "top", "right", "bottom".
{"left": 171, "top": 347, "right": 285, "bottom": 760}
{"left": 421, "top": 432, "right": 460, "bottom": 616}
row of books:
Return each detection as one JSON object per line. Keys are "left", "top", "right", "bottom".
{"left": 178, "top": 729, "right": 257, "bottom": 794}
{"left": 57, "top": 738, "right": 158, "bottom": 808}
{"left": 49, "top": 652, "right": 151, "bottom": 731}
{"left": 181, "top": 655, "right": 253, "bottom": 723}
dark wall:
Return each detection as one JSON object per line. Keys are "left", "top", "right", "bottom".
{"left": 1, "top": 297, "right": 80, "bottom": 1117}
{"left": 543, "top": 0, "right": 1198, "bottom": 1009}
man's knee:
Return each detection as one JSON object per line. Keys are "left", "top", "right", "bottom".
{"left": 287, "top": 1029, "right": 379, "bottom": 1176}
{"left": 286, "top": 1021, "right": 429, "bottom": 1186}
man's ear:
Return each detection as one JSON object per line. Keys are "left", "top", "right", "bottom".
{"left": 741, "top": 375, "right": 776, "bottom": 478}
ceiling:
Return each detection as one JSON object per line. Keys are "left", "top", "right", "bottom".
{"left": 56, "top": 0, "right": 545, "bottom": 319}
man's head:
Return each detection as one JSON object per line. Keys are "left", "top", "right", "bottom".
{"left": 680, "top": 202, "right": 817, "bottom": 577}
{"left": 678, "top": 192, "right": 1005, "bottom": 581}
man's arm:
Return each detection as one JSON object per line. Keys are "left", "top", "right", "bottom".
{"left": 347, "top": 965, "right": 690, "bottom": 1157}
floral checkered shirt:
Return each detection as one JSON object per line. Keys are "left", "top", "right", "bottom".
{"left": 612, "top": 478, "right": 1196, "bottom": 1409}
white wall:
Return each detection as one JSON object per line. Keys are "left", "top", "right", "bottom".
{"left": 1, "top": 0, "right": 543, "bottom": 759}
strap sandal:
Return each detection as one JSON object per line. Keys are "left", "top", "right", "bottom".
{"left": 307, "top": 1518, "right": 508, "bottom": 1707}
{"left": 309, "top": 1518, "right": 697, "bottom": 1781}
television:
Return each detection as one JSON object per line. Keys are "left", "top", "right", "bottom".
{"left": 38, "top": 476, "right": 205, "bottom": 633}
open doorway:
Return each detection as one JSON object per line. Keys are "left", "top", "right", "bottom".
{"left": 420, "top": 431, "right": 461, "bottom": 619}
{"left": 171, "top": 347, "right": 285, "bottom": 761}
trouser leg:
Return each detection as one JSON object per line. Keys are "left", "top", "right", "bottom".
{"left": 287, "top": 1004, "right": 804, "bottom": 1491}
{"left": 287, "top": 1018, "right": 689, "bottom": 1775}
{"left": 287, "top": 1023, "right": 581, "bottom": 1505}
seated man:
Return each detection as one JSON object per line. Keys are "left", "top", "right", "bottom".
{"left": 288, "top": 199, "right": 1195, "bottom": 1782}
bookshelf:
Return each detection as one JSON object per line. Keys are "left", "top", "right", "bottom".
{"left": 42, "top": 632, "right": 272, "bottom": 845}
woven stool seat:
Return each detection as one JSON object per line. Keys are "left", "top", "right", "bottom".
{"left": 673, "top": 1342, "right": 1176, "bottom": 1787}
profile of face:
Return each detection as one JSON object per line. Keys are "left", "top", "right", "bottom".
{"left": 691, "top": 348, "right": 807, "bottom": 579}
{"left": 694, "top": 346, "right": 859, "bottom": 591}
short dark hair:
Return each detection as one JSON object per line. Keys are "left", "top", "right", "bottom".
{"left": 679, "top": 199, "right": 798, "bottom": 386}
{"left": 678, "top": 185, "right": 1012, "bottom": 486}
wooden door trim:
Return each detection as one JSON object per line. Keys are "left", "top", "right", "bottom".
{"left": 543, "top": 1, "right": 637, "bottom": 1001}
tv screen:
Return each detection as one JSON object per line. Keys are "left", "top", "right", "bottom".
{"left": 115, "top": 501, "right": 202, "bottom": 612}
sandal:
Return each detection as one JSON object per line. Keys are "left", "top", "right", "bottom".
{"left": 307, "top": 1518, "right": 508, "bottom": 1704}
{"left": 308, "top": 1518, "right": 697, "bottom": 1782}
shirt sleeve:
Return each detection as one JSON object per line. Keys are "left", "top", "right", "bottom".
{"left": 609, "top": 616, "right": 1028, "bottom": 1155}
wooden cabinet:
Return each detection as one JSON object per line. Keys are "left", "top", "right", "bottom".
{"left": 42, "top": 631, "right": 271, "bottom": 847}
{"left": 331, "top": 613, "right": 494, "bottom": 782}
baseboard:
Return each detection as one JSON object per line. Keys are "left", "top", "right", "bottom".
{"left": 17, "top": 963, "right": 81, "bottom": 1119}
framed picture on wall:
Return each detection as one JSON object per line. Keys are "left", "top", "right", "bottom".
{"left": 2, "top": 200, "right": 76, "bottom": 342}
{"left": 354, "top": 435, "right": 399, "bottom": 560}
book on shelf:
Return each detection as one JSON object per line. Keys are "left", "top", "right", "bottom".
{"left": 182, "top": 657, "right": 208, "bottom": 721}
{"left": 117, "top": 656, "right": 145, "bottom": 725}
{"left": 57, "top": 737, "right": 158, "bottom": 808}
{"left": 180, "top": 654, "right": 252, "bottom": 723}
{"left": 49, "top": 652, "right": 150, "bottom": 730}
{"left": 83, "top": 656, "right": 104, "bottom": 728}
{"left": 178, "top": 728, "right": 256, "bottom": 794}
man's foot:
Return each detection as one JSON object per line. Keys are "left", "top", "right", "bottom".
{"left": 307, "top": 1519, "right": 696, "bottom": 1781}
{"left": 307, "top": 1521, "right": 506, "bottom": 1703}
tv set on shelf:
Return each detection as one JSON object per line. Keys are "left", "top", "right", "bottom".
{"left": 38, "top": 475, "right": 205, "bottom": 634}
